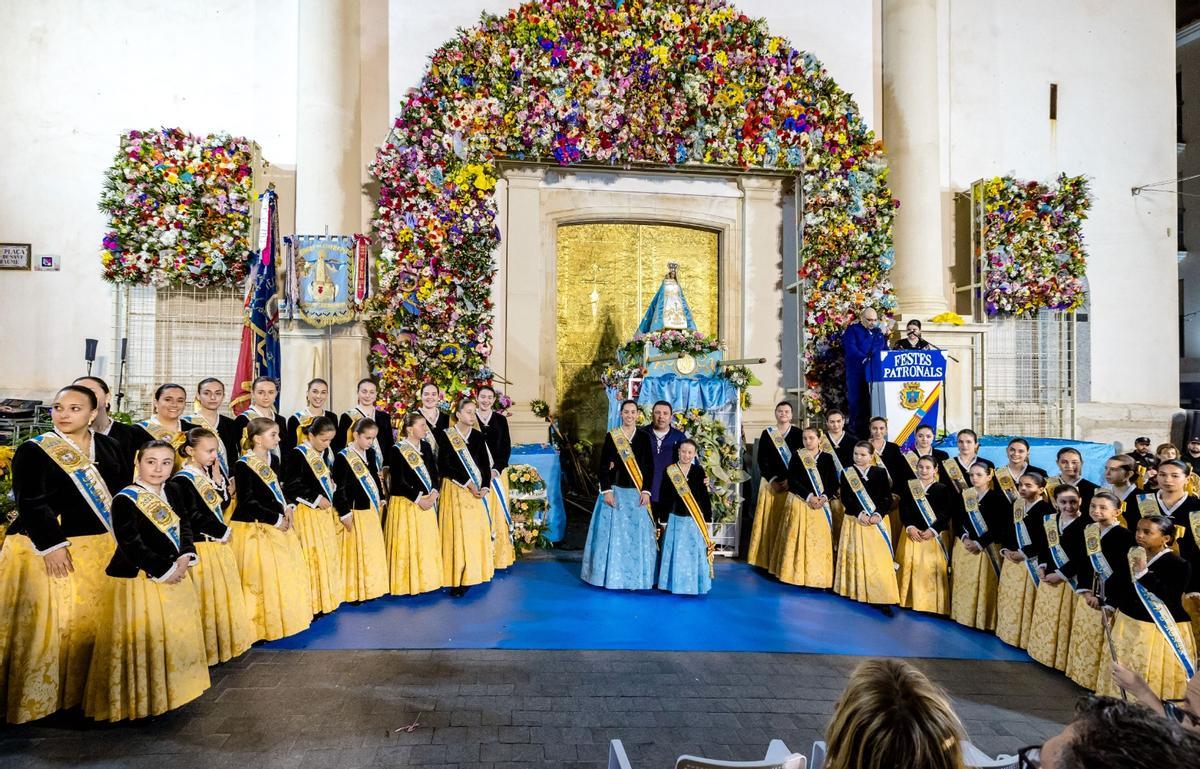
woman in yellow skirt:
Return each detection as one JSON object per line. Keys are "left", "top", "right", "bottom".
{"left": 773, "top": 427, "right": 837, "bottom": 588}
{"left": 189, "top": 377, "right": 239, "bottom": 491}
{"left": 1096, "top": 516, "right": 1197, "bottom": 699}
{"left": 995, "top": 472, "right": 1052, "bottom": 649}
{"left": 748, "top": 402, "right": 800, "bottom": 570}
{"left": 834, "top": 441, "right": 899, "bottom": 613}
{"left": 230, "top": 418, "right": 312, "bottom": 641}
{"left": 385, "top": 412, "right": 444, "bottom": 595}
{"left": 477, "top": 385, "right": 515, "bottom": 570}
{"left": 437, "top": 399, "right": 495, "bottom": 594}
{"left": 333, "top": 418, "right": 390, "bottom": 603}
{"left": 896, "top": 456, "right": 954, "bottom": 615}
{"left": 83, "top": 440, "right": 209, "bottom": 721}
{"left": 286, "top": 378, "right": 335, "bottom": 468}
{"left": 282, "top": 416, "right": 344, "bottom": 615}
{"left": 166, "top": 428, "right": 254, "bottom": 666}
{"left": 1062, "top": 491, "right": 1135, "bottom": 689}
{"left": 129, "top": 383, "right": 192, "bottom": 460}
{"left": 1026, "top": 484, "right": 1086, "bottom": 671}
{"left": 949, "top": 464, "right": 1004, "bottom": 631}
{"left": 0, "top": 385, "right": 130, "bottom": 723}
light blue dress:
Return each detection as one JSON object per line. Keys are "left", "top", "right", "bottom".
{"left": 581, "top": 486, "right": 659, "bottom": 590}
{"left": 655, "top": 463, "right": 713, "bottom": 595}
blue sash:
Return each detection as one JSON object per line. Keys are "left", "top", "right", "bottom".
{"left": 1012, "top": 499, "right": 1041, "bottom": 586}
{"left": 799, "top": 451, "right": 833, "bottom": 529}
{"left": 189, "top": 412, "right": 230, "bottom": 477}
{"left": 175, "top": 466, "right": 225, "bottom": 526}
{"left": 297, "top": 444, "right": 336, "bottom": 501}
{"left": 767, "top": 426, "right": 793, "bottom": 468}
{"left": 397, "top": 441, "right": 434, "bottom": 494}
{"left": 844, "top": 466, "right": 893, "bottom": 557}
{"left": 31, "top": 433, "right": 113, "bottom": 532}
{"left": 961, "top": 488, "right": 1001, "bottom": 577}
{"left": 1130, "top": 560, "right": 1196, "bottom": 678}
{"left": 117, "top": 485, "right": 181, "bottom": 550}
{"left": 491, "top": 475, "right": 514, "bottom": 531}
{"left": 1085, "top": 523, "right": 1113, "bottom": 581}
{"left": 907, "top": 479, "right": 951, "bottom": 566}
{"left": 339, "top": 448, "right": 381, "bottom": 515}
{"left": 238, "top": 454, "right": 286, "bottom": 511}
{"left": 445, "top": 428, "right": 492, "bottom": 534}
{"left": 1042, "top": 514, "right": 1077, "bottom": 590}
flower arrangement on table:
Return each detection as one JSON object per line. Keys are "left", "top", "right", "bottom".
{"left": 368, "top": 0, "right": 896, "bottom": 417}
{"left": 980, "top": 174, "right": 1091, "bottom": 317}
{"left": 507, "top": 463, "right": 552, "bottom": 556}
{"left": 0, "top": 445, "right": 16, "bottom": 547}
{"left": 647, "top": 407, "right": 747, "bottom": 524}
{"left": 98, "top": 128, "right": 257, "bottom": 287}
{"left": 618, "top": 329, "right": 720, "bottom": 363}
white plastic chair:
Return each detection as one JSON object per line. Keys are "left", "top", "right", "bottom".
{"left": 609, "top": 739, "right": 634, "bottom": 769}
{"left": 961, "top": 740, "right": 1018, "bottom": 769}
{"left": 809, "top": 741, "right": 826, "bottom": 769}
{"left": 675, "top": 739, "right": 806, "bottom": 769}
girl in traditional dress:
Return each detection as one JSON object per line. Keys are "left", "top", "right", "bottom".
{"left": 287, "top": 379, "right": 334, "bottom": 467}
{"left": 896, "top": 456, "right": 954, "bottom": 615}
{"left": 773, "top": 426, "right": 837, "bottom": 588}
{"left": 416, "top": 382, "right": 450, "bottom": 458}
{"left": 656, "top": 439, "right": 715, "bottom": 596}
{"left": 748, "top": 401, "right": 800, "bottom": 571}
{"left": 385, "top": 412, "right": 444, "bottom": 596}
{"left": 994, "top": 438, "right": 1048, "bottom": 505}
{"left": 0, "top": 385, "right": 130, "bottom": 724}
{"left": 821, "top": 410, "right": 855, "bottom": 547}
{"left": 230, "top": 418, "right": 312, "bottom": 641}
{"left": 1135, "top": 459, "right": 1200, "bottom": 641}
{"left": 477, "top": 385, "right": 515, "bottom": 570}
{"left": 73, "top": 376, "right": 137, "bottom": 466}
{"left": 1062, "top": 492, "right": 1135, "bottom": 689}
{"left": 995, "top": 472, "right": 1052, "bottom": 649}
{"left": 581, "top": 399, "right": 657, "bottom": 590}
{"left": 189, "top": 377, "right": 240, "bottom": 491}
{"left": 1048, "top": 447, "right": 1097, "bottom": 509}
{"left": 283, "top": 416, "right": 344, "bottom": 615}
{"left": 941, "top": 429, "right": 994, "bottom": 493}
{"left": 83, "top": 440, "right": 208, "bottom": 721}
{"left": 130, "top": 383, "right": 192, "bottom": 459}
{"left": 332, "top": 418, "right": 389, "bottom": 603}
{"left": 1102, "top": 454, "right": 1140, "bottom": 527}
{"left": 950, "top": 463, "right": 1005, "bottom": 631}
{"left": 336, "top": 378, "right": 395, "bottom": 475}
{"left": 1026, "top": 484, "right": 1086, "bottom": 671}
{"left": 1097, "top": 515, "right": 1197, "bottom": 700}
{"left": 167, "top": 428, "right": 253, "bottom": 666}
{"left": 436, "top": 400, "right": 495, "bottom": 594}
{"left": 834, "top": 441, "right": 898, "bottom": 612}
{"left": 233, "top": 377, "right": 289, "bottom": 461}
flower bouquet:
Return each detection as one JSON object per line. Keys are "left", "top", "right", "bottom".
{"left": 507, "top": 463, "right": 551, "bottom": 556}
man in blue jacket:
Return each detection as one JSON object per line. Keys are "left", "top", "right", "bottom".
{"left": 842, "top": 307, "right": 890, "bottom": 435}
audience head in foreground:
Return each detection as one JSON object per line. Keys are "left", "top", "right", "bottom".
{"left": 825, "top": 659, "right": 964, "bottom": 769}
{"left": 1033, "top": 696, "right": 1200, "bottom": 769}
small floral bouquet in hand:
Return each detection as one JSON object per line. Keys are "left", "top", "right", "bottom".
{"left": 507, "top": 464, "right": 551, "bottom": 556}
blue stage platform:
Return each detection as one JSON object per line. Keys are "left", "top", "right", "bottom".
{"left": 266, "top": 559, "right": 1029, "bottom": 661}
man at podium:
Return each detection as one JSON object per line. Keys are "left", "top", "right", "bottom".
{"left": 843, "top": 307, "right": 890, "bottom": 434}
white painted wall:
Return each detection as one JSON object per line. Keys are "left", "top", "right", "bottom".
{"left": 0, "top": 0, "right": 298, "bottom": 398}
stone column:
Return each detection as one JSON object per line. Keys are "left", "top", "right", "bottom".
{"left": 501, "top": 167, "right": 547, "bottom": 443}
{"left": 882, "top": 0, "right": 948, "bottom": 317}
{"left": 285, "top": 0, "right": 368, "bottom": 414}
{"left": 738, "top": 176, "right": 785, "bottom": 433}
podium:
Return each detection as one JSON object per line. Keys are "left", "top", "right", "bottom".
{"left": 867, "top": 350, "right": 946, "bottom": 450}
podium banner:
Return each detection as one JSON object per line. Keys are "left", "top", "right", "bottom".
{"left": 868, "top": 350, "right": 946, "bottom": 451}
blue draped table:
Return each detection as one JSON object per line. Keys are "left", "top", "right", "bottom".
{"left": 510, "top": 443, "right": 566, "bottom": 543}
{"left": 933, "top": 435, "right": 1116, "bottom": 485}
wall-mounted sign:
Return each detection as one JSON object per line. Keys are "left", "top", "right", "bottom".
{"left": 0, "top": 243, "right": 31, "bottom": 271}
{"left": 34, "top": 254, "right": 60, "bottom": 272}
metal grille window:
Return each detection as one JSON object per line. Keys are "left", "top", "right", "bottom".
{"left": 113, "top": 285, "right": 244, "bottom": 418}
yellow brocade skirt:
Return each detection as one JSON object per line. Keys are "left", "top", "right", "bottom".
{"left": 995, "top": 558, "right": 1038, "bottom": 648}
{"left": 1096, "top": 612, "right": 1197, "bottom": 700}
{"left": 83, "top": 573, "right": 210, "bottom": 722}
{"left": 191, "top": 541, "right": 254, "bottom": 666}
{"left": 747, "top": 479, "right": 788, "bottom": 569}
{"left": 440, "top": 481, "right": 495, "bottom": 588}
{"left": 488, "top": 472, "right": 516, "bottom": 570}
{"left": 770, "top": 494, "right": 833, "bottom": 588}
{"left": 1026, "top": 579, "right": 1076, "bottom": 671}
{"left": 1184, "top": 593, "right": 1200, "bottom": 644}
{"left": 1064, "top": 594, "right": 1105, "bottom": 688}
{"left": 949, "top": 539, "right": 998, "bottom": 631}
{"left": 338, "top": 508, "right": 389, "bottom": 603}
{"left": 833, "top": 515, "right": 899, "bottom": 605}
{"left": 384, "top": 496, "right": 444, "bottom": 596}
{"left": 896, "top": 532, "right": 950, "bottom": 615}
{"left": 293, "top": 503, "right": 344, "bottom": 614}
{"left": 229, "top": 522, "right": 312, "bottom": 642}
{"left": 0, "top": 532, "right": 114, "bottom": 724}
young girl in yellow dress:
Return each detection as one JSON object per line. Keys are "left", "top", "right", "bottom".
{"left": 287, "top": 379, "right": 334, "bottom": 467}
{"left": 835, "top": 441, "right": 898, "bottom": 613}
{"left": 0, "top": 385, "right": 130, "bottom": 724}
{"left": 189, "top": 378, "right": 239, "bottom": 491}
{"left": 166, "top": 428, "right": 254, "bottom": 666}
{"left": 333, "top": 418, "right": 389, "bottom": 603}
{"left": 996, "top": 472, "right": 1052, "bottom": 649}
{"left": 385, "top": 412, "right": 444, "bottom": 595}
{"left": 1026, "top": 484, "right": 1086, "bottom": 671}
{"left": 773, "top": 426, "right": 837, "bottom": 588}
{"left": 476, "top": 385, "right": 515, "bottom": 570}
{"left": 83, "top": 440, "right": 208, "bottom": 722}
{"left": 950, "top": 463, "right": 1004, "bottom": 631}
{"left": 436, "top": 399, "right": 495, "bottom": 593}
{"left": 233, "top": 377, "right": 290, "bottom": 458}
{"left": 230, "top": 418, "right": 312, "bottom": 641}
{"left": 748, "top": 401, "right": 800, "bottom": 570}
{"left": 283, "top": 416, "right": 344, "bottom": 614}
{"left": 1062, "top": 492, "right": 1135, "bottom": 689}
{"left": 1102, "top": 454, "right": 1140, "bottom": 527}
{"left": 336, "top": 378, "right": 396, "bottom": 471}
{"left": 896, "top": 456, "right": 954, "bottom": 615}
{"left": 1096, "top": 515, "right": 1196, "bottom": 700}
{"left": 131, "top": 383, "right": 192, "bottom": 457}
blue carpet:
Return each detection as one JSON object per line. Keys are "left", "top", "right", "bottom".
{"left": 265, "top": 559, "right": 1029, "bottom": 660}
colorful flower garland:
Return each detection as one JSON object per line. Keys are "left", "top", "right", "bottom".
{"left": 370, "top": 0, "right": 896, "bottom": 415}
{"left": 981, "top": 174, "right": 1091, "bottom": 317}
{"left": 99, "top": 128, "right": 256, "bottom": 287}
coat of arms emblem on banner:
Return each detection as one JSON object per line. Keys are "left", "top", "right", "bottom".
{"left": 899, "top": 382, "right": 925, "bottom": 410}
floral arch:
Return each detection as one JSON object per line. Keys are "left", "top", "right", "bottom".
{"left": 368, "top": 0, "right": 896, "bottom": 414}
